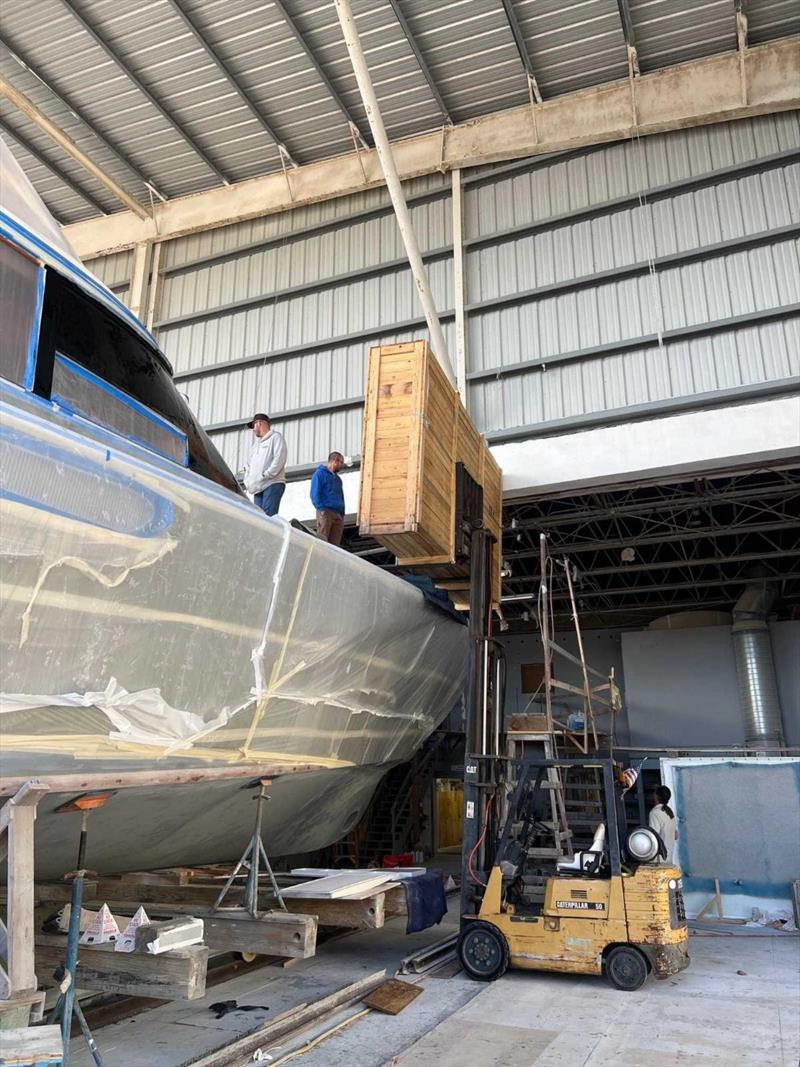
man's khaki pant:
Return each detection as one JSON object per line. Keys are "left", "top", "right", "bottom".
{"left": 316, "top": 509, "right": 344, "bottom": 546}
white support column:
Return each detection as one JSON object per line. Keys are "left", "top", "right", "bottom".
{"left": 333, "top": 0, "right": 456, "bottom": 387}
{"left": 145, "top": 241, "right": 164, "bottom": 331}
{"left": 451, "top": 168, "right": 468, "bottom": 403}
{"left": 127, "top": 241, "right": 153, "bottom": 323}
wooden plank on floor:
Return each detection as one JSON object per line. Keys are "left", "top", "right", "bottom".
{"left": 362, "top": 978, "right": 422, "bottom": 1015}
{"left": 382, "top": 884, "right": 408, "bottom": 920}
{"left": 5, "top": 883, "right": 99, "bottom": 905}
{"left": 94, "top": 893, "right": 387, "bottom": 932}
{"left": 290, "top": 868, "right": 424, "bottom": 881}
{"left": 187, "top": 971, "right": 387, "bottom": 1067}
{"left": 34, "top": 934, "right": 208, "bottom": 1001}
{"left": 95, "top": 881, "right": 226, "bottom": 906}
{"left": 0, "top": 1024, "right": 63, "bottom": 1066}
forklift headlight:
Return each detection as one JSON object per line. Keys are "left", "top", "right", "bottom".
{"left": 627, "top": 827, "right": 660, "bottom": 862}
{"left": 668, "top": 878, "right": 677, "bottom": 889}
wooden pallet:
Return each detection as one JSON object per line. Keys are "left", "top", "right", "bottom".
{"left": 358, "top": 340, "right": 502, "bottom": 606}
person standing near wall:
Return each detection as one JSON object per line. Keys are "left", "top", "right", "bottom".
{"left": 311, "top": 451, "right": 346, "bottom": 545}
{"left": 243, "top": 413, "right": 288, "bottom": 516}
{"left": 649, "top": 785, "right": 678, "bottom": 865}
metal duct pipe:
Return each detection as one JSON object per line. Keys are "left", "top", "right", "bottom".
{"left": 731, "top": 576, "right": 785, "bottom": 750}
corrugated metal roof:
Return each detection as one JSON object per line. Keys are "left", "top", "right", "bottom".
{"left": 0, "top": 41, "right": 149, "bottom": 221}
{"left": 512, "top": 0, "right": 629, "bottom": 97}
{"left": 396, "top": 0, "right": 529, "bottom": 120}
{"left": 747, "top": 0, "right": 800, "bottom": 45}
{"left": 628, "top": 0, "right": 737, "bottom": 73}
{"left": 3, "top": 0, "right": 790, "bottom": 223}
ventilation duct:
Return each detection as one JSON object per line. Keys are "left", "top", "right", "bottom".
{"left": 731, "top": 577, "right": 785, "bottom": 750}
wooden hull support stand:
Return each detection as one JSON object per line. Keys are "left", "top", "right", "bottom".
{"left": 213, "top": 779, "right": 286, "bottom": 917}
{"left": 50, "top": 790, "right": 116, "bottom": 1067}
{"left": 0, "top": 780, "right": 50, "bottom": 1034}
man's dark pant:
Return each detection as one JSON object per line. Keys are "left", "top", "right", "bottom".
{"left": 254, "top": 483, "right": 285, "bottom": 516}
{"left": 316, "top": 509, "right": 344, "bottom": 546}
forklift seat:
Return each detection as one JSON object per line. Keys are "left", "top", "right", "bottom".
{"left": 557, "top": 823, "right": 607, "bottom": 876}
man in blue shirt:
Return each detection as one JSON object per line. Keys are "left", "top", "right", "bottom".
{"left": 310, "top": 451, "right": 346, "bottom": 545}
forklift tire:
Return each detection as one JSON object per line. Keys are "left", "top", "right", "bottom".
{"left": 458, "top": 921, "right": 510, "bottom": 982}
{"left": 604, "top": 945, "right": 649, "bottom": 991}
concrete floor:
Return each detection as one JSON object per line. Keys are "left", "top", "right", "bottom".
{"left": 67, "top": 916, "right": 799, "bottom": 1067}
{"left": 391, "top": 933, "right": 800, "bottom": 1067}
{"left": 67, "top": 906, "right": 473, "bottom": 1067}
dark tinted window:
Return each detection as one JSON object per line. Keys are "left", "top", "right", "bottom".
{"left": 0, "top": 237, "right": 41, "bottom": 388}
{"left": 52, "top": 354, "right": 188, "bottom": 465}
{"left": 37, "top": 269, "right": 239, "bottom": 493}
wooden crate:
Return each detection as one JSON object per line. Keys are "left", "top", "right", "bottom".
{"left": 358, "top": 341, "right": 502, "bottom": 605}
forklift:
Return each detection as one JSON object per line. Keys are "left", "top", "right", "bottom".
{"left": 457, "top": 757, "right": 690, "bottom": 990}
{"left": 456, "top": 526, "right": 689, "bottom": 991}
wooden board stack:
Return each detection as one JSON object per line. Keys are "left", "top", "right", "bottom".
{"left": 281, "top": 872, "right": 393, "bottom": 900}
{"left": 358, "top": 340, "right": 503, "bottom": 606}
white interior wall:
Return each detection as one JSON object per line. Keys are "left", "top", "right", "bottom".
{"left": 623, "top": 620, "right": 800, "bottom": 750}
{"left": 500, "top": 620, "right": 800, "bottom": 752}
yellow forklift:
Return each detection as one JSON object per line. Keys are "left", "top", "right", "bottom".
{"left": 458, "top": 757, "right": 690, "bottom": 990}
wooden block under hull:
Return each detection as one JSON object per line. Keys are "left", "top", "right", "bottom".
{"left": 34, "top": 934, "right": 208, "bottom": 1000}
{"left": 196, "top": 909, "right": 317, "bottom": 957}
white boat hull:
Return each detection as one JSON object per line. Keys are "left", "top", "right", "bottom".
{"left": 1, "top": 392, "right": 466, "bottom": 876}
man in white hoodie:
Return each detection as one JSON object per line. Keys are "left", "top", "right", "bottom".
{"left": 243, "top": 413, "right": 288, "bottom": 516}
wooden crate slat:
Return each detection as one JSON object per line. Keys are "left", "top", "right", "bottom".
{"left": 358, "top": 341, "right": 503, "bottom": 607}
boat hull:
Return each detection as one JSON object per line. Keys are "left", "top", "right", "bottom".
{"left": 1, "top": 390, "right": 467, "bottom": 876}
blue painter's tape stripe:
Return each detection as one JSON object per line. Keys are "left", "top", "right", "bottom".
{"left": 1, "top": 423, "right": 175, "bottom": 538}
{"left": 53, "top": 353, "right": 189, "bottom": 467}
{"left": 22, "top": 264, "right": 45, "bottom": 391}
{"left": 0, "top": 211, "right": 161, "bottom": 354}
{"left": 1, "top": 383, "right": 254, "bottom": 519}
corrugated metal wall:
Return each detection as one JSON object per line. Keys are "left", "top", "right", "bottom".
{"left": 98, "top": 113, "right": 800, "bottom": 478}
{"left": 84, "top": 248, "right": 133, "bottom": 303}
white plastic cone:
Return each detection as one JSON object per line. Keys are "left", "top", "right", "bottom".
{"left": 80, "top": 903, "right": 120, "bottom": 945}
{"left": 115, "top": 906, "right": 151, "bottom": 953}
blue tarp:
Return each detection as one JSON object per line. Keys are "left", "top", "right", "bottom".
{"left": 404, "top": 871, "right": 448, "bottom": 934}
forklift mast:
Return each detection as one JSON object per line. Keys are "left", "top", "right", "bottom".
{"left": 459, "top": 521, "right": 500, "bottom": 920}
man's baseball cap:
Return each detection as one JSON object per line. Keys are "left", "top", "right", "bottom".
{"left": 247, "top": 413, "right": 270, "bottom": 427}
